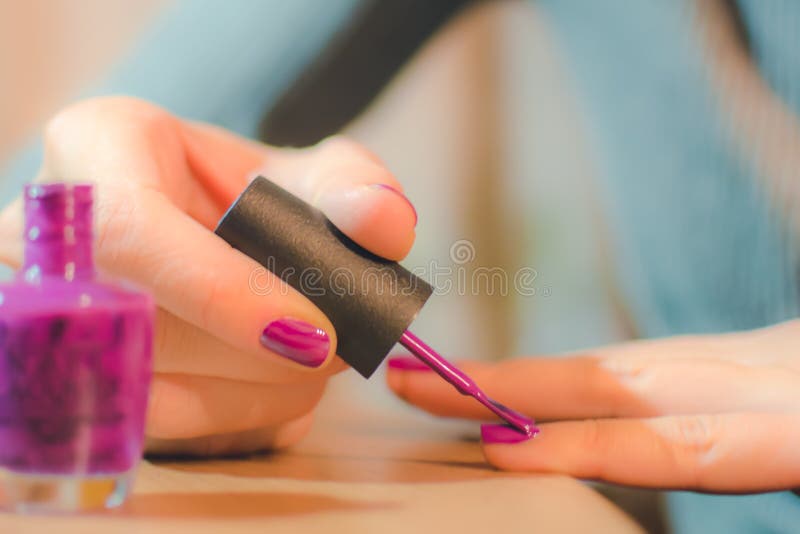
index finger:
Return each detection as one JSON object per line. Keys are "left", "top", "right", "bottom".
{"left": 386, "top": 342, "right": 797, "bottom": 421}
{"left": 482, "top": 412, "right": 800, "bottom": 492}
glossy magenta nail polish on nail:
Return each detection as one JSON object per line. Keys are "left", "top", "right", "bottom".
{"left": 387, "top": 355, "right": 433, "bottom": 371}
{"left": 369, "top": 183, "right": 418, "bottom": 226}
{"left": 0, "top": 183, "right": 155, "bottom": 512}
{"left": 481, "top": 423, "right": 539, "bottom": 444}
{"left": 260, "top": 318, "right": 329, "bottom": 368}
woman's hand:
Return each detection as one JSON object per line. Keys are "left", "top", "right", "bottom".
{"left": 387, "top": 320, "right": 800, "bottom": 492}
{"left": 0, "top": 96, "right": 417, "bottom": 456}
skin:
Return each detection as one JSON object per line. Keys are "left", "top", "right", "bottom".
{"left": 1, "top": 98, "right": 795, "bottom": 494}
{"left": 0, "top": 96, "right": 416, "bottom": 456}
{"left": 387, "top": 320, "right": 800, "bottom": 493}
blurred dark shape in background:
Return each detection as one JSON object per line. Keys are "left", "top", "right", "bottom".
{"left": 259, "top": 0, "right": 480, "bottom": 146}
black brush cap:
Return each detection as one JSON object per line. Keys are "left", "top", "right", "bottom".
{"left": 215, "top": 177, "right": 433, "bottom": 378}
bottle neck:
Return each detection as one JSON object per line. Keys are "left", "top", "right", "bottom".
{"left": 22, "top": 183, "right": 95, "bottom": 281}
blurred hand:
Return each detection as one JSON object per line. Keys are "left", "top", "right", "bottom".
{"left": 0, "top": 97, "right": 417, "bottom": 456}
{"left": 388, "top": 320, "right": 800, "bottom": 492}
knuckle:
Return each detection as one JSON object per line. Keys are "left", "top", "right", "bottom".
{"left": 43, "top": 97, "right": 176, "bottom": 177}
{"left": 672, "top": 415, "right": 718, "bottom": 454}
{"left": 43, "top": 100, "right": 96, "bottom": 144}
{"left": 583, "top": 358, "right": 626, "bottom": 416}
{"left": 660, "top": 415, "right": 719, "bottom": 486}
{"left": 45, "top": 96, "right": 165, "bottom": 144}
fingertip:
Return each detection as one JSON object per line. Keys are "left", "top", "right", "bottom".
{"left": 369, "top": 183, "right": 417, "bottom": 226}
{"left": 386, "top": 367, "right": 415, "bottom": 403}
{"left": 386, "top": 368, "right": 405, "bottom": 397}
{"left": 271, "top": 412, "right": 316, "bottom": 450}
{"left": 318, "top": 182, "right": 417, "bottom": 261}
{"left": 385, "top": 355, "right": 434, "bottom": 399}
{"left": 270, "top": 139, "right": 417, "bottom": 260}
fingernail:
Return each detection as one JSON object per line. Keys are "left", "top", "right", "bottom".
{"left": 369, "top": 183, "right": 418, "bottom": 226}
{"left": 387, "top": 355, "right": 432, "bottom": 371}
{"left": 260, "top": 318, "right": 330, "bottom": 368}
{"left": 481, "top": 423, "right": 537, "bottom": 444}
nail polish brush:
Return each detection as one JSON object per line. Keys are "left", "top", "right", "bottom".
{"left": 215, "top": 177, "right": 537, "bottom": 437}
{"left": 397, "top": 331, "right": 535, "bottom": 435}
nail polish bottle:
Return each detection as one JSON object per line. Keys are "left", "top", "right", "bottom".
{"left": 0, "top": 183, "right": 154, "bottom": 513}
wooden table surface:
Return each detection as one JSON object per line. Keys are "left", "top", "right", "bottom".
{"left": 0, "top": 376, "right": 643, "bottom": 534}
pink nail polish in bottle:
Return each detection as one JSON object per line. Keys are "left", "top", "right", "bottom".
{"left": 0, "top": 183, "right": 154, "bottom": 513}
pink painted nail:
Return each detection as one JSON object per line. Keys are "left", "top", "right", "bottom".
{"left": 260, "top": 318, "right": 330, "bottom": 368}
{"left": 369, "top": 183, "right": 418, "bottom": 226}
{"left": 386, "top": 355, "right": 432, "bottom": 371}
{"left": 481, "top": 423, "right": 539, "bottom": 444}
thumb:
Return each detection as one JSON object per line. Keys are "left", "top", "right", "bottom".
{"left": 184, "top": 126, "right": 417, "bottom": 261}
{"left": 256, "top": 135, "right": 417, "bottom": 261}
